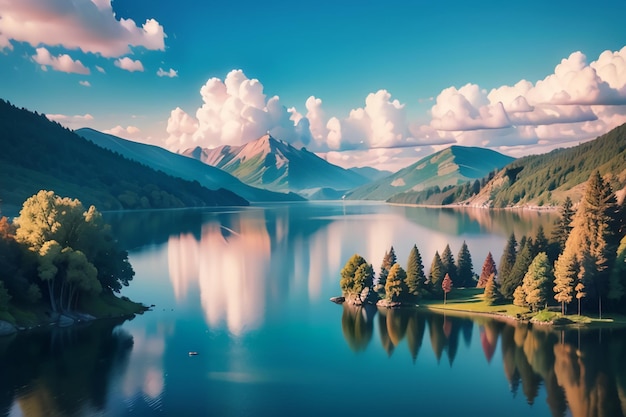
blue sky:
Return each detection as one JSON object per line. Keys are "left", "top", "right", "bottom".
{"left": 1, "top": 0, "right": 625, "bottom": 170}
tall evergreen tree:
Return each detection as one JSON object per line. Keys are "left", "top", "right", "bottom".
{"left": 456, "top": 241, "right": 474, "bottom": 287}
{"left": 405, "top": 244, "right": 426, "bottom": 301}
{"left": 499, "top": 233, "right": 517, "bottom": 286}
{"left": 441, "top": 244, "right": 459, "bottom": 287}
{"left": 553, "top": 246, "right": 577, "bottom": 315}
{"left": 533, "top": 226, "right": 549, "bottom": 256}
{"left": 477, "top": 252, "right": 497, "bottom": 288}
{"left": 385, "top": 263, "right": 406, "bottom": 303}
{"left": 375, "top": 246, "right": 397, "bottom": 298}
{"left": 483, "top": 274, "right": 500, "bottom": 306}
{"left": 562, "top": 171, "right": 619, "bottom": 316}
{"left": 608, "top": 235, "right": 626, "bottom": 305}
{"left": 521, "top": 252, "right": 553, "bottom": 312}
{"left": 429, "top": 251, "right": 445, "bottom": 296}
{"left": 551, "top": 196, "right": 574, "bottom": 252}
{"left": 501, "top": 237, "right": 534, "bottom": 300}
{"left": 353, "top": 263, "right": 375, "bottom": 299}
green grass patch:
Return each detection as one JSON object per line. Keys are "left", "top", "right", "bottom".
{"left": 78, "top": 292, "right": 147, "bottom": 318}
{"left": 421, "top": 287, "right": 530, "bottom": 318}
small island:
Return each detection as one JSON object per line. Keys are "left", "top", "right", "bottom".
{"left": 335, "top": 171, "right": 626, "bottom": 327}
{"left": 0, "top": 190, "right": 147, "bottom": 336}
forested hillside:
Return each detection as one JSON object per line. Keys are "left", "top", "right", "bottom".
{"left": 390, "top": 123, "right": 626, "bottom": 207}
{"left": 0, "top": 100, "right": 248, "bottom": 214}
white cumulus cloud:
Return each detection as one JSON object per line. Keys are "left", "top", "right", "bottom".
{"left": 115, "top": 57, "right": 144, "bottom": 72}
{"left": 157, "top": 67, "right": 178, "bottom": 78}
{"left": 0, "top": 0, "right": 165, "bottom": 57}
{"left": 79, "top": 80, "right": 91, "bottom": 87}
{"left": 32, "top": 47, "right": 90, "bottom": 74}
{"left": 104, "top": 125, "right": 142, "bottom": 139}
{"left": 46, "top": 113, "right": 94, "bottom": 125}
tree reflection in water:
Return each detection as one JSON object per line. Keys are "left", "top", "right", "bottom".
{"left": 339, "top": 306, "right": 626, "bottom": 417}
{"left": 0, "top": 318, "right": 133, "bottom": 417}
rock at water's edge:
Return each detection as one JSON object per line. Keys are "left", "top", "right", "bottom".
{"left": 0, "top": 320, "right": 17, "bottom": 337}
{"left": 330, "top": 296, "right": 345, "bottom": 304}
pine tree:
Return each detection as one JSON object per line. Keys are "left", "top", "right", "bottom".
{"left": 499, "top": 233, "right": 517, "bottom": 286}
{"left": 551, "top": 196, "right": 574, "bottom": 252}
{"left": 429, "top": 251, "right": 444, "bottom": 296}
{"left": 375, "top": 246, "right": 397, "bottom": 298}
{"left": 521, "top": 252, "right": 553, "bottom": 312}
{"left": 553, "top": 245, "right": 577, "bottom": 315}
{"left": 456, "top": 241, "right": 474, "bottom": 287}
{"left": 405, "top": 244, "right": 426, "bottom": 301}
{"left": 562, "top": 171, "right": 619, "bottom": 316}
{"left": 513, "top": 286, "right": 527, "bottom": 308}
{"left": 477, "top": 252, "right": 497, "bottom": 288}
{"left": 442, "top": 273, "right": 453, "bottom": 304}
{"left": 501, "top": 237, "right": 534, "bottom": 300}
{"left": 441, "top": 244, "right": 459, "bottom": 287}
{"left": 533, "top": 226, "right": 549, "bottom": 256}
{"left": 484, "top": 274, "right": 500, "bottom": 306}
{"left": 608, "top": 235, "right": 626, "bottom": 303}
{"left": 385, "top": 263, "right": 406, "bottom": 303}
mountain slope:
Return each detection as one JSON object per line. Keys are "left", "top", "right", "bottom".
{"left": 459, "top": 123, "right": 626, "bottom": 208}
{"left": 345, "top": 146, "right": 515, "bottom": 201}
{"left": 349, "top": 166, "right": 393, "bottom": 181}
{"left": 182, "top": 134, "right": 369, "bottom": 195}
{"left": 0, "top": 100, "right": 247, "bottom": 214}
{"left": 76, "top": 128, "right": 304, "bottom": 203}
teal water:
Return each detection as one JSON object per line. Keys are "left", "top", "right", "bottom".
{"left": 2, "top": 202, "right": 624, "bottom": 417}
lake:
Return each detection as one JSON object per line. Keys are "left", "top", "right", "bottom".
{"left": 1, "top": 202, "right": 625, "bottom": 417}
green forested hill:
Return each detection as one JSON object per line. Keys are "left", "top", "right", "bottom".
{"left": 346, "top": 145, "right": 513, "bottom": 201}
{"left": 0, "top": 99, "right": 248, "bottom": 214}
{"left": 487, "top": 124, "right": 626, "bottom": 207}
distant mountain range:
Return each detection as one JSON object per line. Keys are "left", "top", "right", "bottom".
{"left": 0, "top": 100, "right": 247, "bottom": 215}
{"left": 76, "top": 128, "right": 303, "bottom": 203}
{"left": 345, "top": 146, "right": 515, "bottom": 201}
{"left": 182, "top": 135, "right": 369, "bottom": 197}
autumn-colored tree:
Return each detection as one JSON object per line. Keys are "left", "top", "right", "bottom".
{"left": 340, "top": 254, "right": 368, "bottom": 295}
{"left": 456, "top": 241, "right": 474, "bottom": 287}
{"left": 560, "top": 171, "right": 620, "bottom": 316}
{"left": 521, "top": 252, "right": 553, "bottom": 312}
{"left": 553, "top": 245, "right": 577, "bottom": 314}
{"left": 405, "top": 244, "right": 426, "bottom": 301}
{"left": 483, "top": 274, "right": 500, "bottom": 306}
{"left": 442, "top": 273, "right": 452, "bottom": 304}
{"left": 575, "top": 281, "right": 586, "bottom": 316}
{"left": 375, "top": 246, "right": 397, "bottom": 297}
{"left": 353, "top": 262, "right": 375, "bottom": 299}
{"left": 513, "top": 286, "right": 526, "bottom": 308}
{"left": 477, "top": 252, "right": 497, "bottom": 288}
{"left": 428, "top": 251, "right": 444, "bottom": 296}
{"left": 441, "top": 244, "right": 459, "bottom": 287}
{"left": 385, "top": 263, "right": 407, "bottom": 303}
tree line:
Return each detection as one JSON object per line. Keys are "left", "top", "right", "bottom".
{"left": 342, "top": 170, "right": 626, "bottom": 316}
{"left": 340, "top": 239, "right": 476, "bottom": 306}
{"left": 0, "top": 190, "right": 134, "bottom": 318}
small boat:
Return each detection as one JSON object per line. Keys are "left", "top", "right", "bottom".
{"left": 188, "top": 351, "right": 199, "bottom": 356}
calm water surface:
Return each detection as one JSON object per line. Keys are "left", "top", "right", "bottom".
{"left": 2, "top": 202, "right": 625, "bottom": 417}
